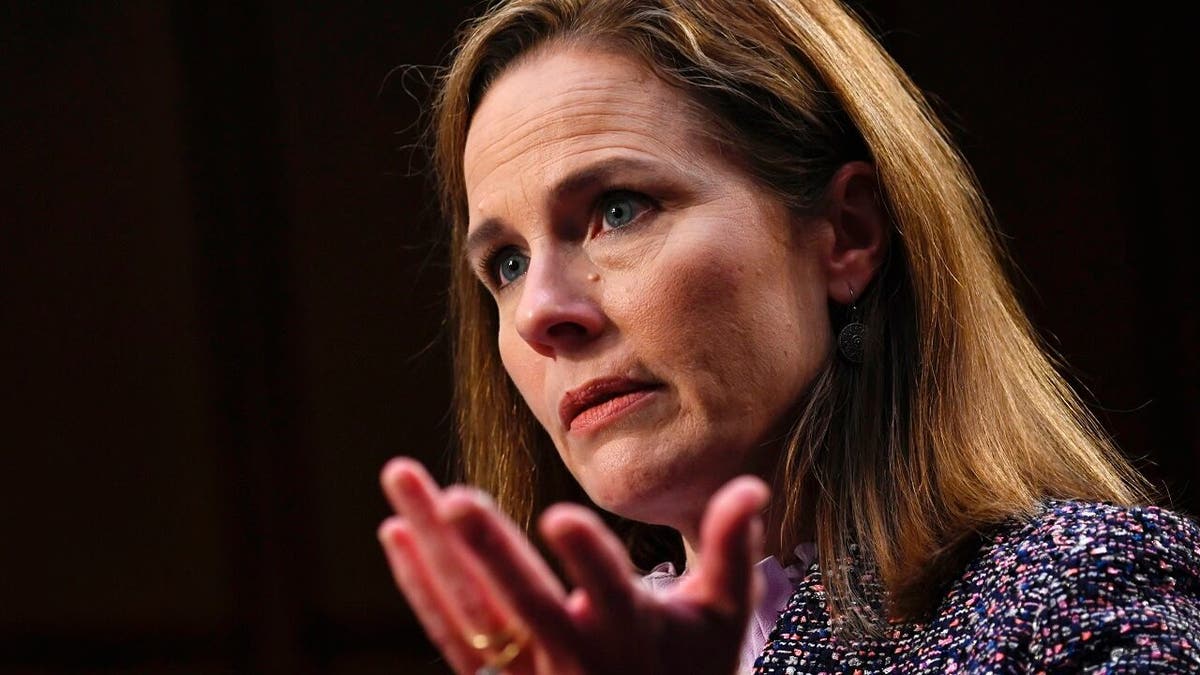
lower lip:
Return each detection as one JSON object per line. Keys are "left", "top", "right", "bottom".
{"left": 568, "top": 388, "right": 658, "bottom": 434}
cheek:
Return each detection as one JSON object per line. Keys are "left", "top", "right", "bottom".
{"left": 623, "top": 235, "right": 828, "bottom": 413}
{"left": 497, "top": 329, "right": 551, "bottom": 424}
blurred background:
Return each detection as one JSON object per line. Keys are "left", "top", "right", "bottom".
{"left": 1, "top": 1, "right": 1194, "bottom": 673}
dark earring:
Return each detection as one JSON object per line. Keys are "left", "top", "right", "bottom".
{"left": 838, "top": 284, "right": 865, "bottom": 364}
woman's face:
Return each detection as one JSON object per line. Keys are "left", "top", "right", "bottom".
{"left": 462, "top": 45, "right": 835, "bottom": 533}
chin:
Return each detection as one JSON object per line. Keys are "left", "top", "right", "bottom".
{"left": 568, "top": 437, "right": 716, "bottom": 528}
{"left": 574, "top": 464, "right": 657, "bottom": 515}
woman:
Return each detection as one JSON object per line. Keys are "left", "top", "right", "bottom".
{"left": 378, "top": 1, "right": 1200, "bottom": 673}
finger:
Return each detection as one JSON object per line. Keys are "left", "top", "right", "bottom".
{"left": 379, "top": 460, "right": 515, "bottom": 657}
{"left": 379, "top": 456, "right": 438, "bottom": 517}
{"left": 539, "top": 502, "right": 639, "bottom": 623}
{"left": 693, "top": 475, "right": 769, "bottom": 619}
{"left": 377, "top": 517, "right": 478, "bottom": 674}
{"left": 443, "top": 490, "right": 578, "bottom": 657}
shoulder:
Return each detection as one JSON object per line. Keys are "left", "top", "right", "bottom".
{"left": 949, "top": 499, "right": 1200, "bottom": 621}
{"left": 999, "top": 499, "right": 1198, "bottom": 551}
{"left": 974, "top": 500, "right": 1200, "bottom": 671}
{"left": 985, "top": 499, "right": 1200, "bottom": 586}
{"left": 965, "top": 500, "right": 1200, "bottom": 598}
{"left": 979, "top": 499, "right": 1200, "bottom": 609}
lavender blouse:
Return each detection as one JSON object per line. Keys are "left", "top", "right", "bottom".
{"left": 640, "top": 543, "right": 817, "bottom": 674}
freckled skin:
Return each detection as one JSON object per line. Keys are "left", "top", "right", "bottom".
{"left": 463, "top": 45, "right": 834, "bottom": 548}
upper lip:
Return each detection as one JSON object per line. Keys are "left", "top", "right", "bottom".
{"left": 559, "top": 376, "right": 659, "bottom": 430}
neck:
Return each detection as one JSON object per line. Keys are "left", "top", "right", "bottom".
{"left": 673, "top": 432, "right": 811, "bottom": 572}
{"left": 678, "top": 481, "right": 809, "bottom": 573}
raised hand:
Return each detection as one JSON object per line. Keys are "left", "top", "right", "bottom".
{"left": 378, "top": 457, "right": 768, "bottom": 675}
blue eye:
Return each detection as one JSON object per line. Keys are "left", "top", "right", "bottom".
{"left": 601, "top": 193, "right": 646, "bottom": 229}
{"left": 494, "top": 248, "right": 529, "bottom": 285}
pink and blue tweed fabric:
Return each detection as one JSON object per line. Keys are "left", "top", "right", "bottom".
{"left": 754, "top": 500, "right": 1200, "bottom": 674}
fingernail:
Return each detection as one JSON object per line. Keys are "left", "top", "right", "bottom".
{"left": 442, "top": 495, "right": 474, "bottom": 524}
{"left": 474, "top": 489, "right": 497, "bottom": 510}
{"left": 377, "top": 517, "right": 407, "bottom": 544}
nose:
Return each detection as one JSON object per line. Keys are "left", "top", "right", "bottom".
{"left": 513, "top": 252, "right": 605, "bottom": 357}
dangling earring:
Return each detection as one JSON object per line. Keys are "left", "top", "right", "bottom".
{"left": 838, "top": 283, "right": 865, "bottom": 364}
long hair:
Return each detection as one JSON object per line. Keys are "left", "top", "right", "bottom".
{"left": 430, "top": 0, "right": 1152, "bottom": 633}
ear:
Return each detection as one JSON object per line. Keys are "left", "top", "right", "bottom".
{"left": 821, "top": 161, "right": 889, "bottom": 304}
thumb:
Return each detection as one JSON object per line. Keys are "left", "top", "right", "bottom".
{"left": 695, "top": 475, "right": 769, "bottom": 620}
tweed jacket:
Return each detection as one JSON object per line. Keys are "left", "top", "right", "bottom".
{"left": 754, "top": 500, "right": 1200, "bottom": 674}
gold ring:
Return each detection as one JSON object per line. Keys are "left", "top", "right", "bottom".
{"left": 468, "top": 629, "right": 525, "bottom": 675}
{"left": 467, "top": 629, "right": 516, "bottom": 651}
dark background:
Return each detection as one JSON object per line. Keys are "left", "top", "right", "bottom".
{"left": 1, "top": 2, "right": 1194, "bottom": 673}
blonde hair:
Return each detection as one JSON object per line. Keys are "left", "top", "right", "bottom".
{"left": 431, "top": 0, "right": 1152, "bottom": 632}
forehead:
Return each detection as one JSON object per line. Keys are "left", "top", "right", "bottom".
{"left": 462, "top": 44, "right": 707, "bottom": 218}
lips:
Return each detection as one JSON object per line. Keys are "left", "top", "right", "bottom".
{"left": 559, "top": 377, "right": 660, "bottom": 432}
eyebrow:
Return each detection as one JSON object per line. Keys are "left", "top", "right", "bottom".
{"left": 464, "top": 155, "right": 664, "bottom": 263}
